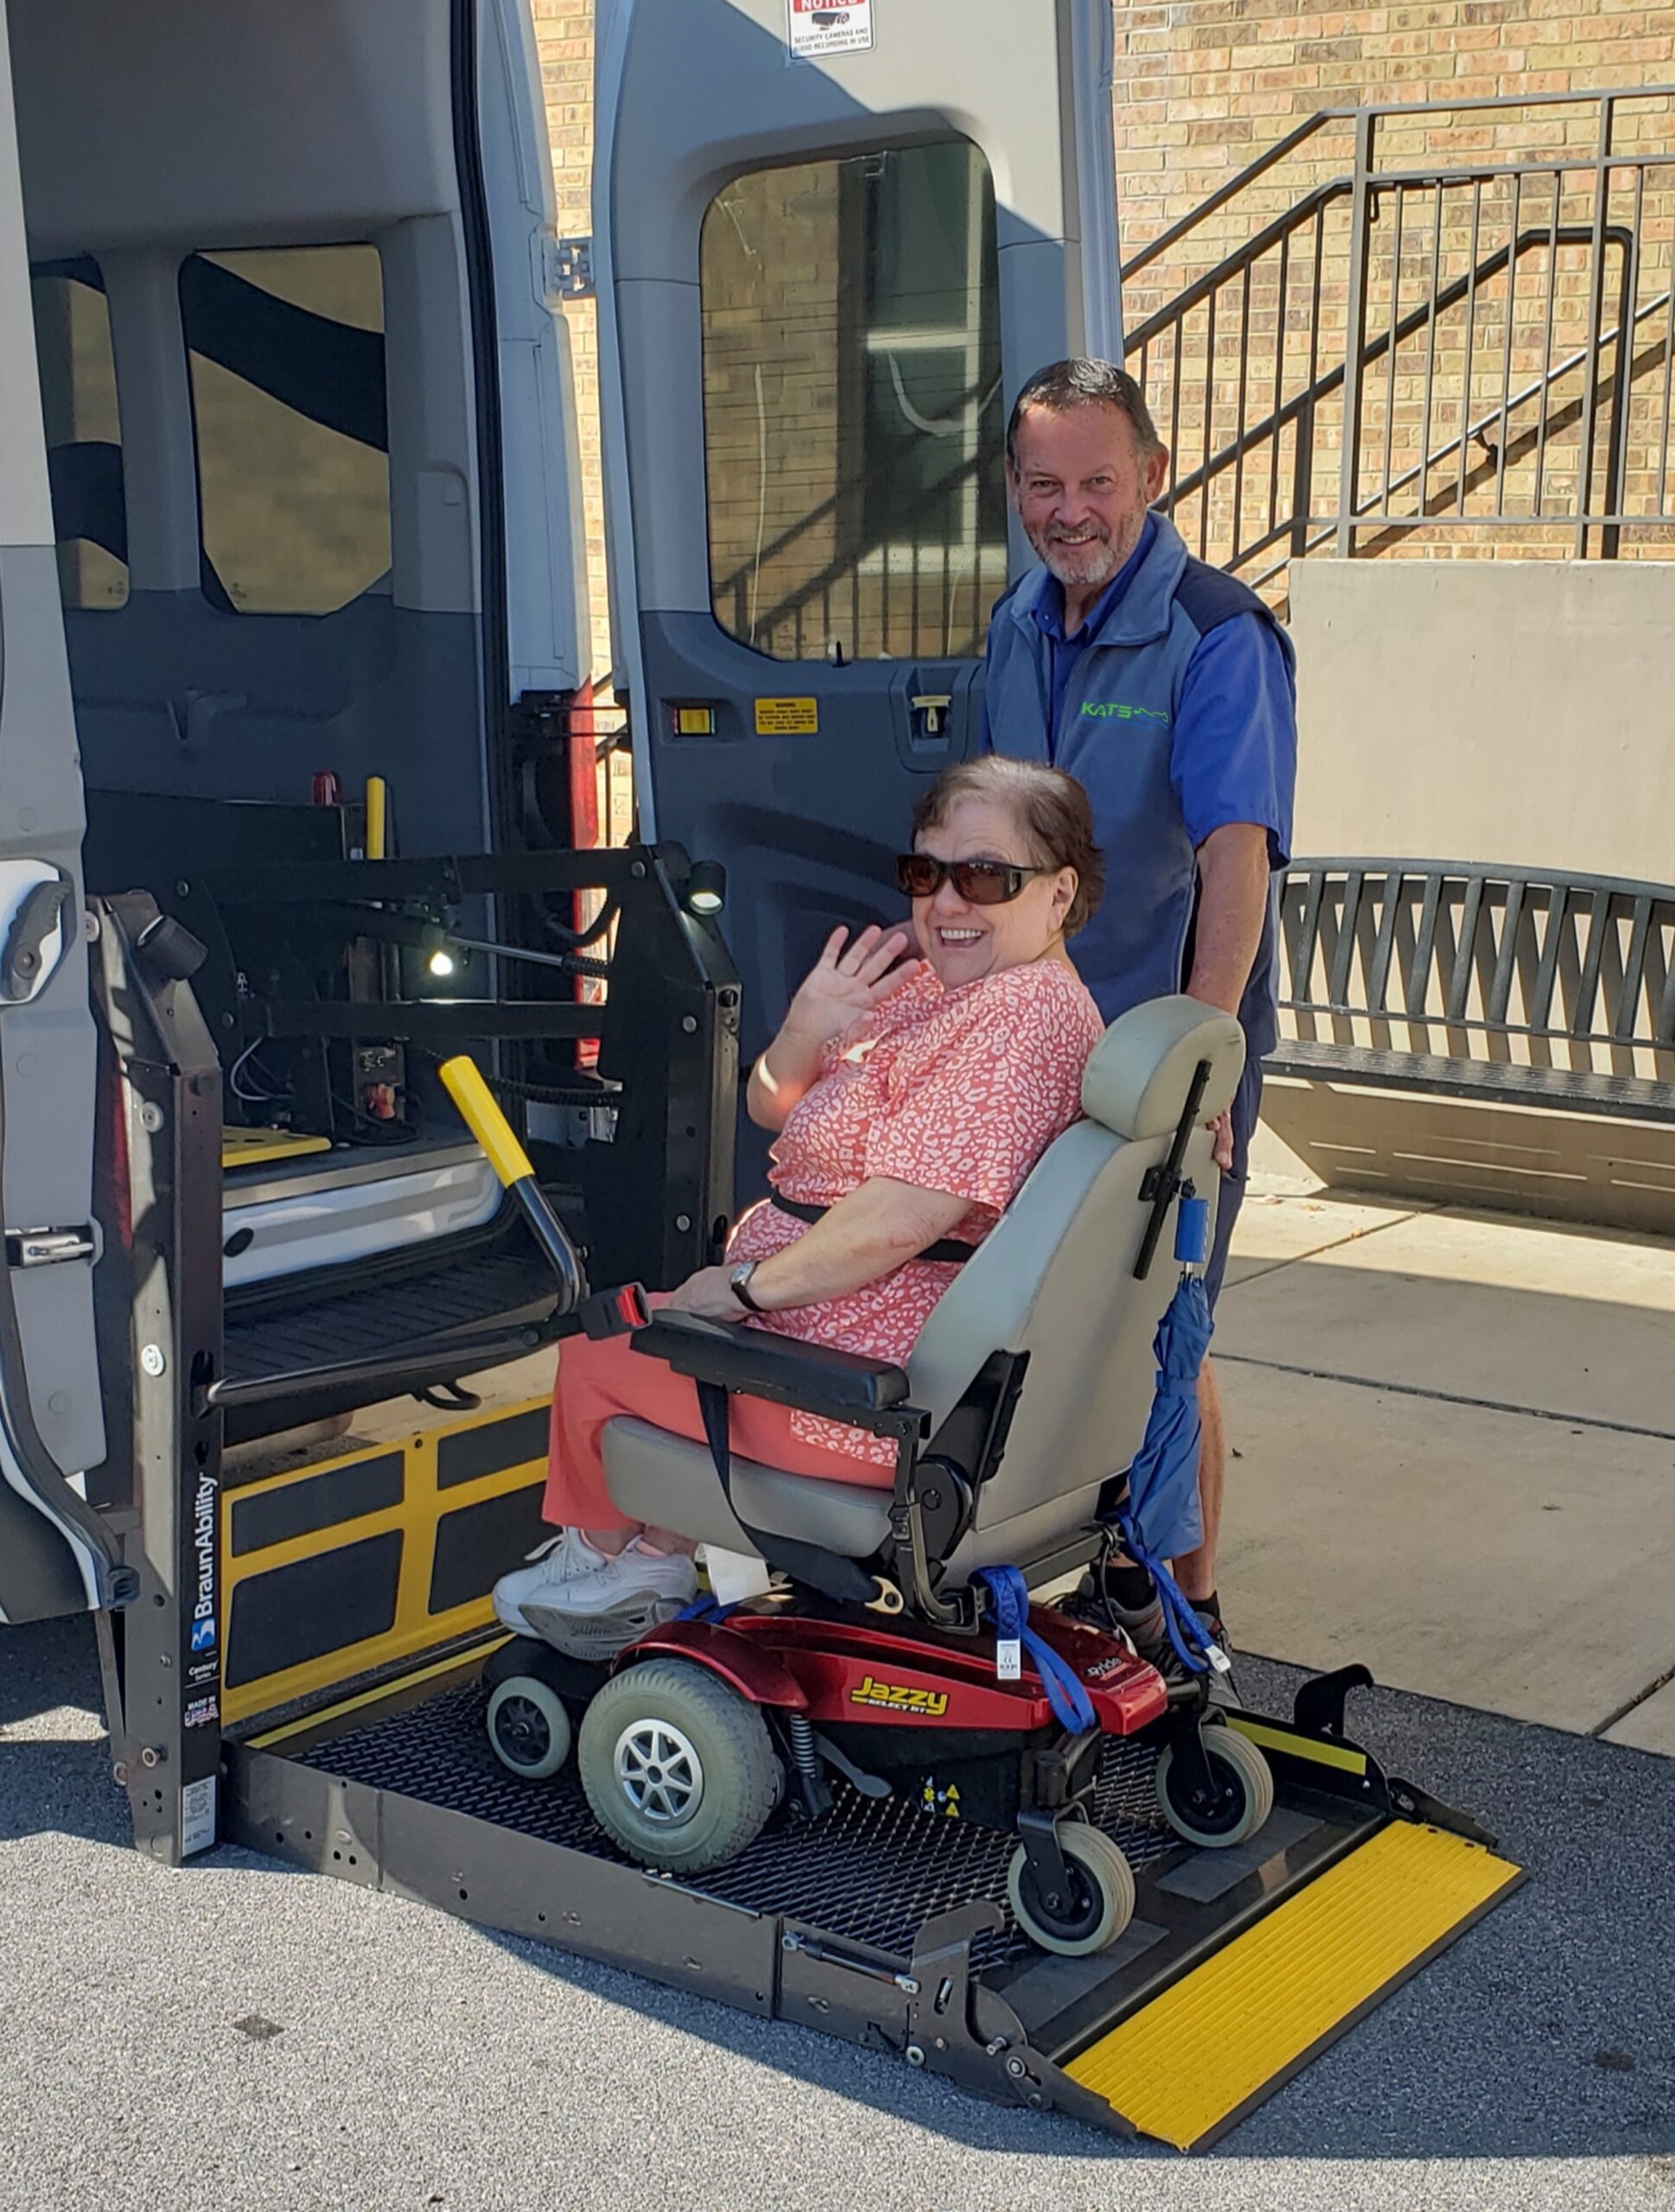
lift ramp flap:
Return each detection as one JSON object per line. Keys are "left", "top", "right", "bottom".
{"left": 226, "top": 1644, "right": 1525, "bottom": 2150}
{"left": 1063, "top": 1811, "right": 1523, "bottom": 2150}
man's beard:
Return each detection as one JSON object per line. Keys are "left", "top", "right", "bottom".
{"left": 1028, "top": 511, "right": 1144, "bottom": 593}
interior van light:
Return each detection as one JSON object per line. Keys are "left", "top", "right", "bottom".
{"left": 427, "top": 948, "right": 458, "bottom": 980}
{"left": 685, "top": 861, "right": 726, "bottom": 917}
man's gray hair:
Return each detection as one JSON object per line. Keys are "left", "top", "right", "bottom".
{"left": 1005, "top": 359, "right": 1165, "bottom": 471}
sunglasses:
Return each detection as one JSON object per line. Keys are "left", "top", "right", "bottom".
{"left": 895, "top": 853, "right": 1051, "bottom": 906}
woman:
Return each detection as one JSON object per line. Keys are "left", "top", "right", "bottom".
{"left": 494, "top": 754, "right": 1106, "bottom": 1644}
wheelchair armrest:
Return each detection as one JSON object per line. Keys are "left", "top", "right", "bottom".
{"left": 630, "top": 1313, "right": 913, "bottom": 1425}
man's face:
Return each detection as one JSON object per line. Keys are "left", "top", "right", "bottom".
{"left": 1008, "top": 401, "right": 1170, "bottom": 596}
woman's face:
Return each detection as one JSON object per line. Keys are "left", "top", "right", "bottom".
{"left": 910, "top": 792, "right": 1078, "bottom": 989}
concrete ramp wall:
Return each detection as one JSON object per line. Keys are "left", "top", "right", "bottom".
{"left": 1289, "top": 560, "right": 1675, "bottom": 881}
{"left": 1271, "top": 560, "right": 1675, "bottom": 1235}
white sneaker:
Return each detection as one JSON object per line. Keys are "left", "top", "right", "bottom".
{"left": 493, "top": 1528, "right": 609, "bottom": 1636}
{"left": 519, "top": 1538, "right": 698, "bottom": 1662}
{"left": 544, "top": 1538, "right": 698, "bottom": 1616}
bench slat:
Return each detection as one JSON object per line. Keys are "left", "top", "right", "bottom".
{"left": 1659, "top": 938, "right": 1675, "bottom": 1048}
{"left": 1327, "top": 868, "right": 1365, "bottom": 1014}
{"left": 1366, "top": 868, "right": 1404, "bottom": 1016}
{"left": 1486, "top": 878, "right": 1525, "bottom": 1027}
{"left": 1528, "top": 880, "right": 1570, "bottom": 1047}
{"left": 1572, "top": 887, "right": 1614, "bottom": 1047}
{"left": 1614, "top": 895, "right": 1654, "bottom": 1044}
{"left": 1445, "top": 873, "right": 1487, "bottom": 1025}
{"left": 1407, "top": 874, "right": 1445, "bottom": 1020}
{"left": 1290, "top": 871, "right": 1326, "bottom": 1006}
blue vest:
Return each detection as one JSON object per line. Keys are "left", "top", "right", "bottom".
{"left": 982, "top": 514, "right": 1296, "bottom": 1055}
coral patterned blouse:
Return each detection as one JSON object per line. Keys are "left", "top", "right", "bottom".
{"left": 724, "top": 957, "right": 1105, "bottom": 1465}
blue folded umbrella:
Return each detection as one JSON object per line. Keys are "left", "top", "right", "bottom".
{"left": 1123, "top": 1270, "right": 1213, "bottom": 1560}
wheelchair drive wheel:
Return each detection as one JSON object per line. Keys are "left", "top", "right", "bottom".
{"left": 1154, "top": 1722, "right": 1275, "bottom": 1848}
{"left": 486, "top": 1675, "right": 574, "bottom": 1781}
{"left": 1006, "top": 1823, "right": 1137, "bottom": 1958}
{"left": 576, "top": 1656, "right": 783, "bottom": 1875}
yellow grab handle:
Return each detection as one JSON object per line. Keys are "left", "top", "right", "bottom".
{"left": 365, "top": 775, "right": 388, "bottom": 861}
{"left": 440, "top": 1055, "right": 533, "bottom": 1187}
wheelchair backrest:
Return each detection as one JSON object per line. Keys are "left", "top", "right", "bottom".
{"left": 905, "top": 995, "right": 1245, "bottom": 1569}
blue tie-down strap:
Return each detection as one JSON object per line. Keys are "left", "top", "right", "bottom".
{"left": 674, "top": 1592, "right": 739, "bottom": 1625}
{"left": 973, "top": 1566, "right": 1098, "bottom": 1737}
{"left": 1113, "top": 1510, "right": 1231, "bottom": 1680}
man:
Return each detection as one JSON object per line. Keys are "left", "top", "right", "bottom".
{"left": 981, "top": 357, "right": 1296, "bottom": 1664}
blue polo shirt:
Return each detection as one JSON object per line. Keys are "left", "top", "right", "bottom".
{"left": 979, "top": 512, "right": 1297, "bottom": 1052}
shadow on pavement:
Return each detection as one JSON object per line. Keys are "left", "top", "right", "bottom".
{"left": 7, "top": 1615, "right": 1672, "bottom": 2161}
{"left": 475, "top": 1655, "right": 1675, "bottom": 2164}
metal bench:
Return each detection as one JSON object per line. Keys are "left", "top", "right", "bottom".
{"left": 1266, "top": 861, "right": 1675, "bottom": 1124}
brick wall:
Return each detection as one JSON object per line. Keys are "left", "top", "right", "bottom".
{"left": 701, "top": 161, "right": 846, "bottom": 657}
{"left": 1114, "top": 0, "right": 1673, "bottom": 286}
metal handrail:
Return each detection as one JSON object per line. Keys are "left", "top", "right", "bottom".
{"left": 1125, "top": 84, "right": 1675, "bottom": 588}
{"left": 1121, "top": 113, "right": 1357, "bottom": 284}
{"left": 1161, "top": 223, "right": 1627, "bottom": 523}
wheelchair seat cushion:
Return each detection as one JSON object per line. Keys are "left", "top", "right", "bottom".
{"left": 602, "top": 1420, "right": 893, "bottom": 1558}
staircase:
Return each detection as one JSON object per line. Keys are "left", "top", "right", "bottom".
{"left": 1124, "top": 85, "right": 1675, "bottom": 605}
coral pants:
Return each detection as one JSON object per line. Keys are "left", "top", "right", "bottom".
{"left": 543, "top": 1313, "right": 893, "bottom": 1532}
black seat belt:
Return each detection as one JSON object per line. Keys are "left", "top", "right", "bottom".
{"left": 770, "top": 1194, "right": 978, "bottom": 1265}
{"left": 694, "top": 1377, "right": 882, "bottom": 1608}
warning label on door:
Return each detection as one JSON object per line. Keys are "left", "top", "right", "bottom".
{"left": 755, "top": 696, "right": 819, "bottom": 735}
{"left": 786, "top": 0, "right": 873, "bottom": 62}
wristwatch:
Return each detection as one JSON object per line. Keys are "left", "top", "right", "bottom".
{"left": 729, "top": 1260, "right": 767, "bottom": 1314}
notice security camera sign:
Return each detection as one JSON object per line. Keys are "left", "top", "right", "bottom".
{"left": 787, "top": 0, "right": 873, "bottom": 60}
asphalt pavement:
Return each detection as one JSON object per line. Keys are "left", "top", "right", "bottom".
{"left": 5, "top": 1617, "right": 1672, "bottom": 2212}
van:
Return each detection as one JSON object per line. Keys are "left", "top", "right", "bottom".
{"left": 0, "top": 0, "right": 1119, "bottom": 1852}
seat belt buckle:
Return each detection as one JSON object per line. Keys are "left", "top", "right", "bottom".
{"left": 577, "top": 1282, "right": 651, "bottom": 1340}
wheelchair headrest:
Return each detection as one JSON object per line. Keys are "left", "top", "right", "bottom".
{"left": 1080, "top": 995, "right": 1245, "bottom": 1139}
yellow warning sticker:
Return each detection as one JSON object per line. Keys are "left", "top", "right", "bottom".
{"left": 755, "top": 696, "right": 818, "bottom": 736}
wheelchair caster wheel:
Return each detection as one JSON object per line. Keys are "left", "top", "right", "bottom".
{"left": 486, "top": 1675, "right": 573, "bottom": 1780}
{"left": 1155, "top": 1722, "right": 1275, "bottom": 1848}
{"left": 1006, "top": 1824, "right": 1137, "bottom": 1957}
{"left": 576, "top": 1656, "right": 782, "bottom": 1876}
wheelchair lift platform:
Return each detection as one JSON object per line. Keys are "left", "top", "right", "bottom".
{"left": 225, "top": 1642, "right": 1523, "bottom": 2151}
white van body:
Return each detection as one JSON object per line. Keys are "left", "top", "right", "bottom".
{"left": 0, "top": 0, "right": 1119, "bottom": 1653}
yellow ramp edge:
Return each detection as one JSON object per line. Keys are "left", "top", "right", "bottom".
{"left": 1066, "top": 1821, "right": 1523, "bottom": 2151}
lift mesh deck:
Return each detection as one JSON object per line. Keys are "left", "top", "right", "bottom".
{"left": 296, "top": 1677, "right": 1183, "bottom": 1967}
{"left": 232, "top": 1665, "right": 1524, "bottom": 2147}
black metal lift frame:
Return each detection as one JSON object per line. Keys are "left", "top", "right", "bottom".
{"left": 222, "top": 1642, "right": 1482, "bottom": 2138}
{"left": 82, "top": 847, "right": 1523, "bottom": 2145}
{"left": 86, "top": 843, "right": 736, "bottom": 1866}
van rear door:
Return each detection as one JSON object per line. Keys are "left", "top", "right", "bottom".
{"left": 0, "top": 5, "right": 118, "bottom": 1625}
{"left": 595, "top": 0, "right": 1119, "bottom": 1049}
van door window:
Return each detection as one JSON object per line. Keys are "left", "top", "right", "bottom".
{"left": 702, "top": 139, "right": 1003, "bottom": 664}
{"left": 179, "top": 244, "right": 390, "bottom": 615}
{"left": 29, "top": 258, "right": 129, "bottom": 609}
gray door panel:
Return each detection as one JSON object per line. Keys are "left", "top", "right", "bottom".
{"left": 0, "top": 11, "right": 118, "bottom": 1624}
{"left": 596, "top": 0, "right": 1120, "bottom": 1054}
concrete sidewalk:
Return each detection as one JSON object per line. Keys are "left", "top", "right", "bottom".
{"left": 1214, "top": 1181, "right": 1675, "bottom": 1751}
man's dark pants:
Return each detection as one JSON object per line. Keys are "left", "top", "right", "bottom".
{"left": 1202, "top": 1057, "right": 1263, "bottom": 1312}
